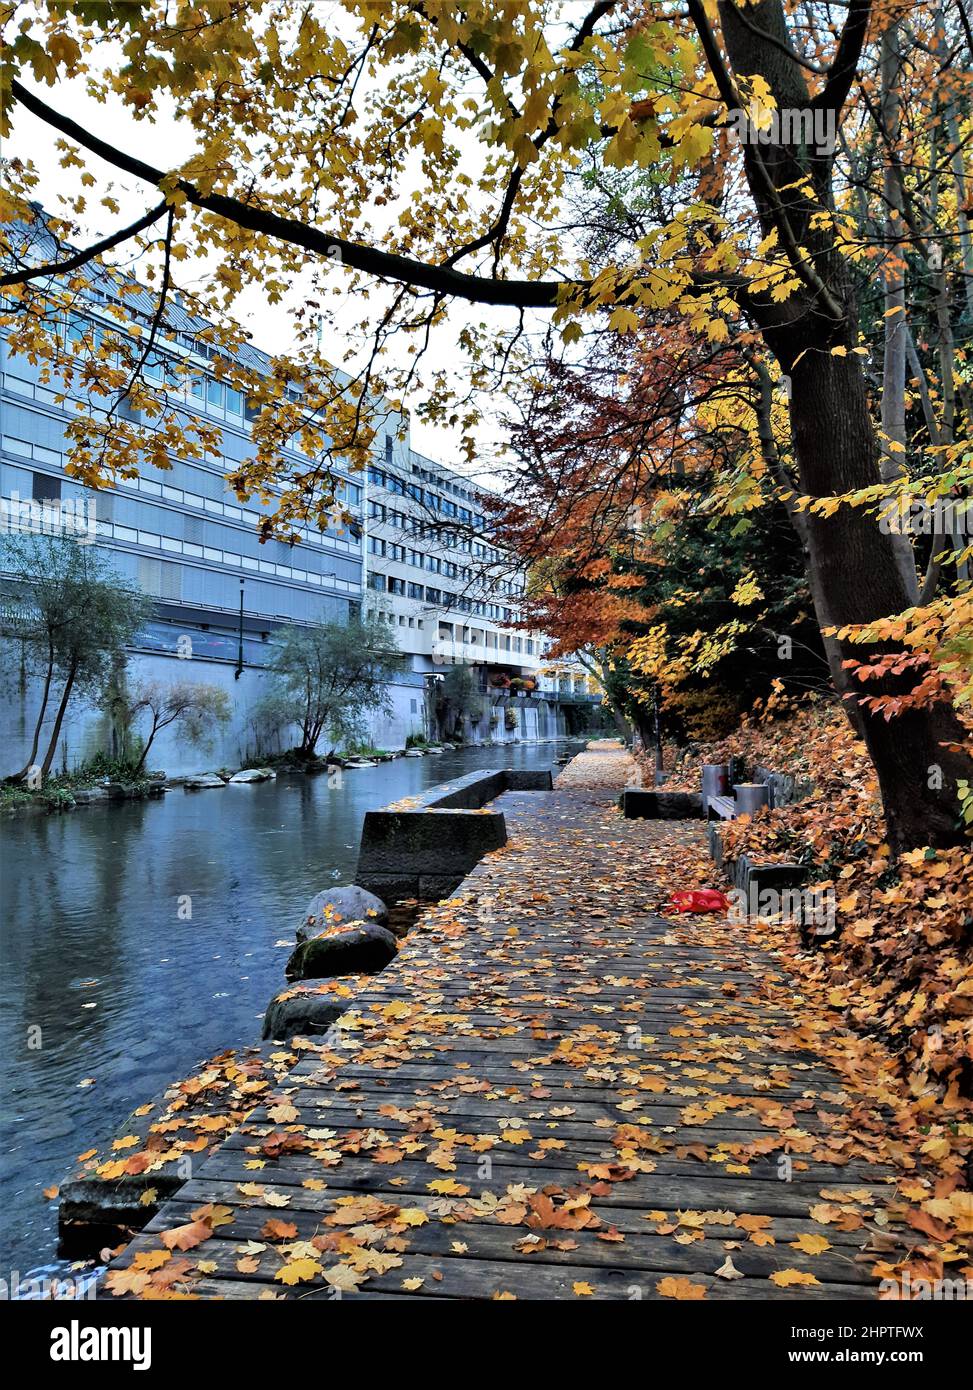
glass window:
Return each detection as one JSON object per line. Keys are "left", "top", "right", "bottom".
{"left": 225, "top": 387, "right": 243, "bottom": 417}
{"left": 206, "top": 377, "right": 224, "bottom": 408}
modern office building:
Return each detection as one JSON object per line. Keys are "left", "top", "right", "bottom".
{"left": 0, "top": 216, "right": 600, "bottom": 773}
{"left": 355, "top": 428, "right": 601, "bottom": 746}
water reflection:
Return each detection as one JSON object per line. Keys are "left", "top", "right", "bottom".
{"left": 0, "top": 741, "right": 570, "bottom": 1271}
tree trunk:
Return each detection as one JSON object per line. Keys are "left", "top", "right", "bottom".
{"left": 718, "top": 0, "right": 973, "bottom": 852}
{"left": 610, "top": 704, "right": 635, "bottom": 745}
{"left": 133, "top": 717, "right": 160, "bottom": 775}
{"left": 12, "top": 641, "right": 54, "bottom": 782}
{"left": 787, "top": 353, "right": 970, "bottom": 851}
{"left": 40, "top": 666, "right": 77, "bottom": 780}
{"left": 878, "top": 21, "right": 919, "bottom": 603}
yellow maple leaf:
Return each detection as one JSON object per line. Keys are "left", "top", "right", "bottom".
{"left": 770, "top": 1269, "right": 820, "bottom": 1287}
{"left": 790, "top": 1233, "right": 831, "bottom": 1255}
{"left": 275, "top": 1257, "right": 322, "bottom": 1286}
{"left": 657, "top": 1275, "right": 706, "bottom": 1300}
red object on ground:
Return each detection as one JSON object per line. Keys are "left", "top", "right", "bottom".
{"left": 667, "top": 889, "right": 731, "bottom": 914}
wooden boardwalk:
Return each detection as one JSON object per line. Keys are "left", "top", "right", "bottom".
{"left": 105, "top": 746, "right": 901, "bottom": 1300}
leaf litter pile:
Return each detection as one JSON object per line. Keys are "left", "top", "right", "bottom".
{"left": 103, "top": 742, "right": 971, "bottom": 1300}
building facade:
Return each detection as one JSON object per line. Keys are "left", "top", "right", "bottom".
{"left": 355, "top": 428, "right": 600, "bottom": 747}
{"left": 0, "top": 233, "right": 600, "bottom": 775}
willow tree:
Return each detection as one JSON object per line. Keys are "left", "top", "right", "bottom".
{"left": 1, "top": 0, "right": 970, "bottom": 849}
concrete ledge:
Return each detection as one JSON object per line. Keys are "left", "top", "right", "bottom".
{"left": 753, "top": 764, "right": 813, "bottom": 808}
{"left": 620, "top": 788, "right": 704, "bottom": 820}
{"left": 708, "top": 823, "right": 808, "bottom": 901}
{"left": 505, "top": 769, "right": 554, "bottom": 791}
{"left": 355, "top": 766, "right": 551, "bottom": 904}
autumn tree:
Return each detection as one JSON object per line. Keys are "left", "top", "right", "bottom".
{"left": 1, "top": 0, "right": 970, "bottom": 849}
{"left": 258, "top": 613, "right": 404, "bottom": 759}
{"left": 112, "top": 676, "right": 232, "bottom": 774}
{"left": 1, "top": 532, "right": 150, "bottom": 780}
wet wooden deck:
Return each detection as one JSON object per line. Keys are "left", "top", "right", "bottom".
{"left": 104, "top": 752, "right": 899, "bottom": 1300}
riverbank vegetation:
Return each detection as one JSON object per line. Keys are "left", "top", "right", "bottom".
{"left": 1, "top": 534, "right": 150, "bottom": 783}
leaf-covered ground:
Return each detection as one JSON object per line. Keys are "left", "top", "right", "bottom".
{"left": 99, "top": 742, "right": 971, "bottom": 1300}
{"left": 646, "top": 696, "right": 972, "bottom": 1113}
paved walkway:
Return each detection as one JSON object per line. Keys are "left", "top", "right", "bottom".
{"left": 106, "top": 744, "right": 901, "bottom": 1300}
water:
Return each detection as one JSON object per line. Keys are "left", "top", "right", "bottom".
{"left": 0, "top": 740, "right": 573, "bottom": 1276}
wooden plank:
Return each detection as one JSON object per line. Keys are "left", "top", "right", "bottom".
{"left": 100, "top": 763, "right": 898, "bottom": 1302}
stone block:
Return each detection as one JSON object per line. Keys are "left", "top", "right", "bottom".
{"left": 619, "top": 789, "right": 704, "bottom": 820}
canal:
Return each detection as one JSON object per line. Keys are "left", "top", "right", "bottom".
{"left": 0, "top": 740, "right": 574, "bottom": 1277}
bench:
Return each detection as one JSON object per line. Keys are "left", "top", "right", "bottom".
{"left": 706, "top": 794, "right": 736, "bottom": 820}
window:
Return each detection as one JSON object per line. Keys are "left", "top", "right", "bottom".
{"left": 385, "top": 434, "right": 393, "bottom": 464}
{"left": 225, "top": 387, "right": 243, "bottom": 417}
{"left": 388, "top": 577, "right": 404, "bottom": 596}
{"left": 32, "top": 472, "right": 60, "bottom": 502}
{"left": 206, "top": 377, "right": 224, "bottom": 408}
{"left": 408, "top": 582, "right": 424, "bottom": 600}
{"left": 66, "top": 311, "right": 88, "bottom": 345}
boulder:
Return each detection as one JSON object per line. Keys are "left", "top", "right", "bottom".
{"left": 297, "top": 885, "right": 389, "bottom": 943}
{"left": 262, "top": 987, "right": 348, "bottom": 1041}
{"left": 184, "top": 773, "right": 226, "bottom": 789}
{"left": 72, "top": 787, "right": 108, "bottom": 805}
{"left": 404, "top": 749, "right": 425, "bottom": 757}
{"left": 285, "top": 925, "right": 397, "bottom": 981}
{"left": 229, "top": 768, "right": 274, "bottom": 783}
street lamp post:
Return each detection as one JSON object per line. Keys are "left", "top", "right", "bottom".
{"left": 422, "top": 670, "right": 444, "bottom": 741}
{"left": 234, "top": 577, "right": 245, "bottom": 680}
